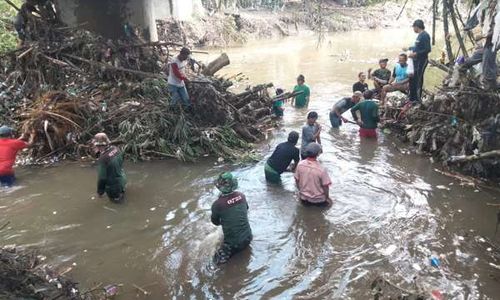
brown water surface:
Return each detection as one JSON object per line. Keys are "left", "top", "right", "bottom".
{"left": 1, "top": 29, "right": 499, "bottom": 299}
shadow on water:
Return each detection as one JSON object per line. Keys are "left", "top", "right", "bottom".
{"left": 1, "top": 28, "right": 500, "bottom": 299}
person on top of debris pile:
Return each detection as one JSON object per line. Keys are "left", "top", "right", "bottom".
{"left": 93, "top": 133, "right": 126, "bottom": 203}
{"left": 368, "top": 58, "right": 391, "bottom": 96}
{"left": 301, "top": 111, "right": 321, "bottom": 159}
{"left": 292, "top": 75, "right": 311, "bottom": 109}
{"left": 168, "top": 47, "right": 192, "bottom": 107}
{"left": 380, "top": 53, "right": 412, "bottom": 106}
{"left": 211, "top": 172, "right": 252, "bottom": 265}
{"left": 294, "top": 142, "right": 332, "bottom": 207}
{"left": 351, "top": 90, "right": 380, "bottom": 138}
{"left": 353, "top": 72, "right": 369, "bottom": 93}
{"left": 407, "top": 19, "right": 431, "bottom": 103}
{"left": 329, "top": 91, "right": 362, "bottom": 129}
{"left": 265, "top": 131, "right": 300, "bottom": 184}
{"left": 272, "top": 88, "right": 286, "bottom": 118}
{"left": 0, "top": 125, "right": 35, "bottom": 187}
{"left": 14, "top": 1, "right": 38, "bottom": 47}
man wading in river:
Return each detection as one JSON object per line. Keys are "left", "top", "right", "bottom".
{"left": 294, "top": 143, "right": 332, "bottom": 207}
{"left": 329, "top": 91, "right": 362, "bottom": 129}
{"left": 351, "top": 90, "right": 380, "bottom": 138}
{"left": 265, "top": 131, "right": 300, "bottom": 184}
{"left": 292, "top": 75, "right": 311, "bottom": 109}
{"left": 0, "top": 126, "right": 35, "bottom": 187}
{"left": 301, "top": 111, "right": 321, "bottom": 159}
{"left": 94, "top": 133, "right": 126, "bottom": 203}
{"left": 167, "top": 47, "right": 192, "bottom": 107}
{"left": 211, "top": 172, "right": 252, "bottom": 264}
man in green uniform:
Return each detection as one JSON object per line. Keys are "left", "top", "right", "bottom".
{"left": 292, "top": 74, "right": 310, "bottom": 108}
{"left": 211, "top": 172, "right": 252, "bottom": 264}
{"left": 368, "top": 58, "right": 391, "bottom": 95}
{"left": 94, "top": 133, "right": 126, "bottom": 203}
{"left": 351, "top": 90, "right": 380, "bottom": 138}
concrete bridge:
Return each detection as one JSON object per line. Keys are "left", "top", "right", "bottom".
{"left": 55, "top": 0, "right": 201, "bottom": 41}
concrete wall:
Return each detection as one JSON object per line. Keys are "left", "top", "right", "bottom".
{"left": 55, "top": 0, "right": 197, "bottom": 40}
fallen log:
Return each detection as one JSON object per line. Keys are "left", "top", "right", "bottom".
{"left": 448, "top": 150, "right": 500, "bottom": 163}
{"left": 429, "top": 59, "right": 451, "bottom": 73}
{"left": 202, "top": 53, "right": 230, "bottom": 76}
{"left": 272, "top": 90, "right": 304, "bottom": 102}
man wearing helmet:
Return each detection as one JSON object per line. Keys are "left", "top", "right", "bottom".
{"left": 211, "top": 172, "right": 252, "bottom": 264}
{"left": 93, "top": 133, "right": 126, "bottom": 203}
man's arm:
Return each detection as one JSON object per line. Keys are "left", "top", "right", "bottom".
{"left": 314, "top": 124, "right": 322, "bottom": 144}
{"left": 97, "top": 164, "right": 107, "bottom": 196}
{"left": 171, "top": 63, "right": 188, "bottom": 81}
{"left": 291, "top": 149, "right": 300, "bottom": 172}
{"left": 211, "top": 203, "right": 221, "bottom": 226}
{"left": 321, "top": 170, "right": 332, "bottom": 204}
{"left": 304, "top": 87, "right": 311, "bottom": 107}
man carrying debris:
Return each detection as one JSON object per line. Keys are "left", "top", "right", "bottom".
{"left": 93, "top": 133, "right": 126, "bottom": 203}
{"left": 294, "top": 142, "right": 332, "bottom": 207}
{"left": 168, "top": 47, "right": 192, "bottom": 107}
{"left": 292, "top": 75, "right": 311, "bottom": 108}
{"left": 301, "top": 111, "right": 321, "bottom": 159}
{"left": 380, "top": 53, "right": 412, "bottom": 106}
{"left": 211, "top": 172, "right": 252, "bottom": 264}
{"left": 368, "top": 58, "right": 392, "bottom": 96}
{"left": 265, "top": 131, "right": 300, "bottom": 184}
{"left": 351, "top": 90, "right": 380, "bottom": 138}
{"left": 329, "top": 91, "right": 362, "bottom": 129}
{"left": 407, "top": 19, "right": 431, "bottom": 103}
{"left": 0, "top": 126, "right": 35, "bottom": 187}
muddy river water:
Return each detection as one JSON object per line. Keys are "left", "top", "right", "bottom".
{"left": 1, "top": 29, "right": 500, "bottom": 299}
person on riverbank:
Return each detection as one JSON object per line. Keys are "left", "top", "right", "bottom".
{"left": 301, "top": 111, "right": 321, "bottom": 159}
{"left": 351, "top": 90, "right": 380, "bottom": 138}
{"left": 272, "top": 88, "right": 285, "bottom": 118}
{"left": 0, "top": 126, "right": 35, "bottom": 187}
{"left": 292, "top": 75, "right": 310, "bottom": 109}
{"left": 94, "top": 133, "right": 126, "bottom": 203}
{"left": 380, "top": 53, "right": 412, "bottom": 106}
{"left": 407, "top": 19, "right": 431, "bottom": 103}
{"left": 14, "top": 2, "right": 38, "bottom": 48}
{"left": 294, "top": 143, "right": 332, "bottom": 207}
{"left": 329, "top": 91, "right": 362, "bottom": 129}
{"left": 352, "top": 72, "right": 369, "bottom": 93}
{"left": 368, "top": 59, "right": 391, "bottom": 96}
{"left": 211, "top": 172, "right": 252, "bottom": 264}
{"left": 265, "top": 131, "right": 300, "bottom": 184}
{"left": 167, "top": 47, "right": 191, "bottom": 107}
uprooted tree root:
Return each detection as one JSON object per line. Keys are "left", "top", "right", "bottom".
{"left": 384, "top": 87, "right": 500, "bottom": 179}
{"left": 0, "top": 14, "right": 275, "bottom": 163}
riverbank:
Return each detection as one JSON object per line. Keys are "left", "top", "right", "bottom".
{"left": 157, "top": 0, "right": 434, "bottom": 48}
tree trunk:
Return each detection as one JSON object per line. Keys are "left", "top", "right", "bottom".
{"left": 445, "top": 0, "right": 468, "bottom": 58}
{"left": 202, "top": 53, "right": 230, "bottom": 76}
{"left": 442, "top": 1, "right": 454, "bottom": 64}
{"left": 432, "top": 0, "right": 437, "bottom": 45}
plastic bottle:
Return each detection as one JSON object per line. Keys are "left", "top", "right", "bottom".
{"left": 430, "top": 256, "right": 440, "bottom": 268}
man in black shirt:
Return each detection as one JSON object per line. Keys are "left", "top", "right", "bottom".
{"left": 329, "top": 91, "right": 362, "bottom": 128}
{"left": 265, "top": 131, "right": 300, "bottom": 184}
{"left": 408, "top": 19, "right": 431, "bottom": 102}
{"left": 352, "top": 72, "right": 368, "bottom": 93}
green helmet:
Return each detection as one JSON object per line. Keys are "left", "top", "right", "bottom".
{"left": 215, "top": 172, "right": 238, "bottom": 194}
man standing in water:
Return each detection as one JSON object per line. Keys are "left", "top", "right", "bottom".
{"left": 211, "top": 172, "right": 252, "bottom": 264}
{"left": 294, "top": 143, "right": 332, "bottom": 207}
{"left": 168, "top": 47, "right": 192, "bottom": 107}
{"left": 352, "top": 72, "right": 369, "bottom": 93}
{"left": 94, "top": 133, "right": 126, "bottom": 203}
{"left": 329, "top": 91, "right": 362, "bottom": 129}
{"left": 265, "top": 131, "right": 300, "bottom": 184}
{"left": 301, "top": 111, "right": 321, "bottom": 159}
{"left": 291, "top": 75, "right": 311, "bottom": 109}
{"left": 351, "top": 90, "right": 380, "bottom": 138}
{"left": 408, "top": 19, "right": 431, "bottom": 103}
{"left": 0, "top": 126, "right": 35, "bottom": 187}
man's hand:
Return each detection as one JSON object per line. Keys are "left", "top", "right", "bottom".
{"left": 356, "top": 120, "right": 364, "bottom": 127}
{"left": 368, "top": 68, "right": 372, "bottom": 75}
{"left": 341, "top": 117, "right": 349, "bottom": 123}
{"left": 408, "top": 52, "right": 416, "bottom": 58}
{"left": 184, "top": 78, "right": 190, "bottom": 84}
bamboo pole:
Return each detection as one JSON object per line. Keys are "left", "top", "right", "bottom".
{"left": 432, "top": 0, "right": 437, "bottom": 45}
{"left": 445, "top": 0, "right": 469, "bottom": 58}
{"left": 2, "top": 0, "right": 20, "bottom": 11}
{"left": 442, "top": 1, "right": 454, "bottom": 64}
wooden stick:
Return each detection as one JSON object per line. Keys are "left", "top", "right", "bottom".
{"left": 448, "top": 150, "right": 500, "bottom": 163}
{"left": 445, "top": 0, "right": 469, "bottom": 58}
{"left": 428, "top": 59, "right": 451, "bottom": 73}
{"left": 396, "top": 0, "right": 410, "bottom": 20}
{"left": 17, "top": 47, "right": 33, "bottom": 60}
{"left": 133, "top": 284, "right": 151, "bottom": 295}
{"left": 442, "top": 2, "right": 454, "bottom": 64}
{"left": 2, "top": 0, "right": 20, "bottom": 11}
{"left": 0, "top": 221, "right": 10, "bottom": 231}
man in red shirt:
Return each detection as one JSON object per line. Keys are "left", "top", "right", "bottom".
{"left": 0, "top": 126, "right": 35, "bottom": 187}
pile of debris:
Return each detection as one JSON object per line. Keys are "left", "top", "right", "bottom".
{"left": 0, "top": 14, "right": 275, "bottom": 162}
{"left": 384, "top": 87, "right": 500, "bottom": 179}
{"left": 0, "top": 246, "right": 84, "bottom": 300}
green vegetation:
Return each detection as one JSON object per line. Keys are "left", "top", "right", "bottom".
{"left": 0, "top": 0, "right": 20, "bottom": 54}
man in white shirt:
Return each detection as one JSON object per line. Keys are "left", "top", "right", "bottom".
{"left": 168, "top": 47, "right": 191, "bottom": 107}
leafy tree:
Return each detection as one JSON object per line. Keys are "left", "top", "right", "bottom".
{"left": 0, "top": 0, "right": 21, "bottom": 54}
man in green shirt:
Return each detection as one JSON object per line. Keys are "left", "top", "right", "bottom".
{"left": 292, "top": 74, "right": 310, "bottom": 108}
{"left": 211, "top": 172, "right": 252, "bottom": 264}
{"left": 351, "top": 90, "right": 380, "bottom": 138}
{"left": 94, "top": 133, "right": 126, "bottom": 203}
{"left": 368, "top": 58, "right": 391, "bottom": 95}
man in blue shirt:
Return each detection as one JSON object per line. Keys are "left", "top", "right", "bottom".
{"left": 264, "top": 131, "right": 300, "bottom": 183}
{"left": 408, "top": 19, "right": 431, "bottom": 103}
{"left": 380, "top": 53, "right": 413, "bottom": 105}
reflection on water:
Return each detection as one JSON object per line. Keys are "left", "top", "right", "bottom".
{"left": 1, "top": 29, "right": 499, "bottom": 299}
